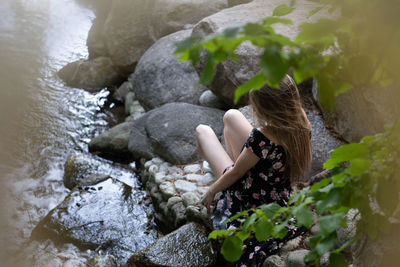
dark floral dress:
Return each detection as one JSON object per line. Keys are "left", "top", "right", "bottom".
{"left": 212, "top": 128, "right": 304, "bottom": 267}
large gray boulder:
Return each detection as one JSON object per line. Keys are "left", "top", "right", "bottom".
{"left": 131, "top": 30, "right": 207, "bottom": 110}
{"left": 191, "top": 0, "right": 326, "bottom": 107}
{"left": 124, "top": 223, "right": 216, "bottom": 267}
{"left": 314, "top": 83, "right": 400, "bottom": 142}
{"left": 31, "top": 175, "right": 157, "bottom": 266}
{"left": 102, "top": 0, "right": 228, "bottom": 75}
{"left": 149, "top": 0, "right": 227, "bottom": 41}
{"left": 145, "top": 103, "right": 225, "bottom": 164}
{"left": 89, "top": 121, "right": 134, "bottom": 162}
{"left": 127, "top": 113, "right": 156, "bottom": 161}
{"left": 58, "top": 57, "right": 123, "bottom": 90}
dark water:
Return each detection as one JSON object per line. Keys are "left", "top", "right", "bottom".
{"left": 0, "top": 0, "right": 154, "bottom": 265}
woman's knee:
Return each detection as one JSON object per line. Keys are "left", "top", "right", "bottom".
{"left": 223, "top": 109, "right": 245, "bottom": 127}
{"left": 196, "top": 124, "right": 214, "bottom": 138}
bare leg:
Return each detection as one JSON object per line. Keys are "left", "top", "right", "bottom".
{"left": 196, "top": 124, "right": 234, "bottom": 178}
{"left": 223, "top": 109, "right": 253, "bottom": 161}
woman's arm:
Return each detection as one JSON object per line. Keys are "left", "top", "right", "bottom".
{"left": 202, "top": 148, "right": 259, "bottom": 210}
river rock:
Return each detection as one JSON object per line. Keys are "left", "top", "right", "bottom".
{"left": 199, "top": 90, "right": 229, "bottom": 109}
{"left": 228, "top": 0, "right": 253, "bottom": 7}
{"left": 314, "top": 83, "right": 400, "bottom": 142}
{"left": 130, "top": 30, "right": 206, "bottom": 110}
{"left": 192, "top": 0, "right": 326, "bottom": 107}
{"left": 182, "top": 192, "right": 201, "bottom": 207}
{"left": 149, "top": 0, "right": 228, "bottom": 41}
{"left": 263, "top": 255, "right": 285, "bottom": 267}
{"left": 145, "top": 103, "right": 225, "bottom": 164}
{"left": 58, "top": 57, "right": 123, "bottom": 90}
{"left": 285, "top": 249, "right": 309, "bottom": 267}
{"left": 31, "top": 175, "right": 157, "bottom": 265}
{"left": 113, "top": 81, "right": 134, "bottom": 103}
{"left": 89, "top": 121, "right": 134, "bottom": 162}
{"left": 124, "top": 223, "right": 216, "bottom": 267}
{"left": 174, "top": 180, "right": 197, "bottom": 194}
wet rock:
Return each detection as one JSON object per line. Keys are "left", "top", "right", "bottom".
{"left": 89, "top": 121, "right": 134, "bottom": 162}
{"left": 125, "top": 223, "right": 216, "bottom": 267}
{"left": 58, "top": 57, "right": 123, "bottom": 90}
{"left": 113, "top": 81, "right": 133, "bottom": 103}
{"left": 31, "top": 176, "right": 157, "bottom": 265}
{"left": 199, "top": 90, "right": 229, "bottom": 109}
{"left": 285, "top": 249, "right": 309, "bottom": 267}
{"left": 145, "top": 103, "right": 225, "bottom": 164}
{"left": 131, "top": 30, "right": 207, "bottom": 110}
{"left": 263, "top": 255, "right": 285, "bottom": 267}
{"left": 192, "top": 0, "right": 327, "bottom": 107}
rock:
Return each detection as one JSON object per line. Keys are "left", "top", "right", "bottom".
{"left": 87, "top": 254, "right": 118, "bottom": 267}
{"left": 125, "top": 223, "right": 216, "bottom": 267}
{"left": 171, "top": 202, "right": 187, "bottom": 228}
{"left": 336, "top": 209, "right": 359, "bottom": 254}
{"left": 174, "top": 180, "right": 198, "bottom": 194}
{"left": 113, "top": 81, "right": 134, "bottom": 103}
{"left": 103, "top": 0, "right": 227, "bottom": 76}
{"left": 228, "top": 0, "right": 253, "bottom": 7}
{"left": 187, "top": 173, "right": 215, "bottom": 185}
{"left": 186, "top": 205, "right": 213, "bottom": 229}
{"left": 183, "top": 164, "right": 202, "bottom": 173}
{"left": 314, "top": 84, "right": 400, "bottom": 142}
{"left": 192, "top": 0, "right": 327, "bottom": 107}
{"left": 281, "top": 236, "right": 302, "bottom": 253}
{"left": 131, "top": 30, "right": 207, "bottom": 110}
{"left": 124, "top": 92, "right": 136, "bottom": 115}
{"left": 145, "top": 103, "right": 225, "bottom": 164}
{"left": 102, "top": 0, "right": 156, "bottom": 75}
{"left": 149, "top": 0, "right": 228, "bottom": 41}
{"left": 58, "top": 57, "right": 123, "bottom": 90}
{"left": 127, "top": 113, "right": 156, "bottom": 161}
{"left": 31, "top": 176, "right": 157, "bottom": 265}
{"left": 352, "top": 224, "right": 400, "bottom": 267}
{"left": 89, "top": 121, "right": 134, "bottom": 162}
{"left": 285, "top": 249, "right": 309, "bottom": 267}
{"left": 307, "top": 111, "right": 342, "bottom": 177}
{"left": 167, "top": 196, "right": 183, "bottom": 209}
{"left": 159, "top": 181, "right": 177, "bottom": 200}
{"left": 87, "top": 16, "right": 108, "bottom": 59}
{"left": 182, "top": 192, "right": 201, "bottom": 207}
{"left": 199, "top": 90, "right": 229, "bottom": 109}
{"left": 263, "top": 255, "right": 285, "bottom": 267}
{"left": 310, "top": 223, "right": 320, "bottom": 235}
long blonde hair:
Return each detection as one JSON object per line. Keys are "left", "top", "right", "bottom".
{"left": 249, "top": 75, "right": 312, "bottom": 184}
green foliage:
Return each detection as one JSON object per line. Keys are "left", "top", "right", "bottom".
{"left": 175, "top": 0, "right": 400, "bottom": 265}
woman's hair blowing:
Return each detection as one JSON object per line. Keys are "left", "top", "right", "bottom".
{"left": 249, "top": 75, "right": 312, "bottom": 184}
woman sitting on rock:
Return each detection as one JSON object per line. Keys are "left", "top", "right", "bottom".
{"left": 196, "top": 74, "right": 312, "bottom": 266}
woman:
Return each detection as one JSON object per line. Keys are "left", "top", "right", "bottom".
{"left": 196, "top": 75, "right": 312, "bottom": 266}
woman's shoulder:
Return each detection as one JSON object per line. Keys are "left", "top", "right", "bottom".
{"left": 252, "top": 128, "right": 281, "bottom": 147}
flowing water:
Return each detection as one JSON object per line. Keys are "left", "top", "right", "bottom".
{"left": 0, "top": 0, "right": 154, "bottom": 265}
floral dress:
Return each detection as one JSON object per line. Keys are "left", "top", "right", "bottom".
{"left": 212, "top": 128, "right": 304, "bottom": 267}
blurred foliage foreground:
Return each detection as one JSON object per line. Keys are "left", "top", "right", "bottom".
{"left": 175, "top": 0, "right": 400, "bottom": 266}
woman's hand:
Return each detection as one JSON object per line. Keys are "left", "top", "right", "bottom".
{"left": 202, "top": 187, "right": 216, "bottom": 213}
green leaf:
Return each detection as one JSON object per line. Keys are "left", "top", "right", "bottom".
{"left": 227, "top": 210, "right": 249, "bottom": 222}
{"left": 243, "top": 213, "right": 258, "bottom": 230}
{"left": 236, "top": 230, "right": 251, "bottom": 242}
{"left": 316, "top": 188, "right": 341, "bottom": 214}
{"left": 319, "top": 213, "right": 344, "bottom": 237}
{"left": 260, "top": 203, "right": 282, "bottom": 218}
{"left": 293, "top": 204, "right": 315, "bottom": 228}
{"left": 329, "top": 252, "right": 348, "bottom": 267}
{"left": 308, "top": 6, "right": 323, "bottom": 17}
{"left": 223, "top": 25, "right": 242, "bottom": 38}
{"left": 208, "top": 229, "right": 231, "bottom": 240}
{"left": 174, "top": 36, "right": 200, "bottom": 53}
{"left": 254, "top": 219, "right": 273, "bottom": 241}
{"left": 296, "top": 19, "right": 340, "bottom": 45}
{"left": 221, "top": 235, "right": 243, "bottom": 262}
{"left": 315, "top": 233, "right": 338, "bottom": 256}
{"left": 200, "top": 53, "right": 215, "bottom": 85}
{"left": 272, "top": 222, "right": 288, "bottom": 239}
{"left": 234, "top": 73, "right": 267, "bottom": 104}
{"left": 348, "top": 159, "right": 371, "bottom": 176}
{"left": 304, "top": 249, "right": 319, "bottom": 263}
{"left": 310, "top": 178, "right": 331, "bottom": 192}
{"left": 323, "top": 143, "right": 369, "bottom": 169}
{"left": 260, "top": 44, "right": 288, "bottom": 88}
{"left": 273, "top": 4, "right": 295, "bottom": 17}
{"left": 263, "top": 17, "right": 293, "bottom": 26}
